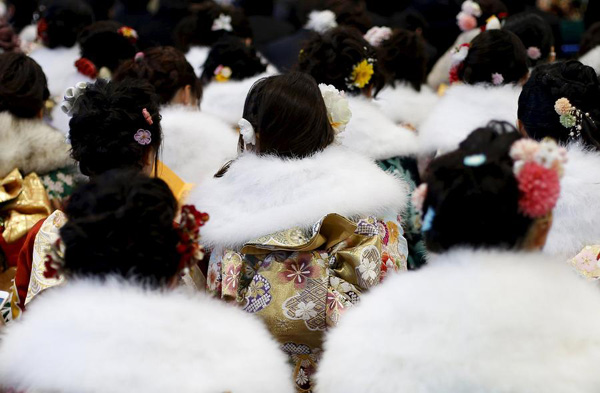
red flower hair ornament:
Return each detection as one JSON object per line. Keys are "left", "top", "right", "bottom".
{"left": 75, "top": 57, "right": 98, "bottom": 79}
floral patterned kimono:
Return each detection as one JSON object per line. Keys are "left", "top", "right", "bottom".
{"left": 190, "top": 146, "right": 411, "bottom": 392}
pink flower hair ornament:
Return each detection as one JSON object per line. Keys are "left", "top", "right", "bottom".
{"left": 134, "top": 129, "right": 152, "bottom": 145}
{"left": 527, "top": 46, "right": 542, "bottom": 60}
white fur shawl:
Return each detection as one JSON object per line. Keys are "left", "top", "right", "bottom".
{"left": 0, "top": 112, "right": 72, "bottom": 178}
{"left": 29, "top": 45, "right": 82, "bottom": 98}
{"left": 315, "top": 248, "right": 600, "bottom": 393}
{"left": 189, "top": 146, "right": 409, "bottom": 249}
{"left": 579, "top": 46, "right": 600, "bottom": 76}
{"left": 418, "top": 83, "right": 521, "bottom": 153}
{"left": 375, "top": 83, "right": 439, "bottom": 128}
{"left": 201, "top": 72, "right": 274, "bottom": 126}
{"left": 185, "top": 46, "right": 211, "bottom": 77}
{"left": 545, "top": 143, "right": 600, "bottom": 257}
{"left": 160, "top": 106, "right": 238, "bottom": 185}
{"left": 341, "top": 96, "right": 421, "bottom": 160}
{"left": 0, "top": 279, "right": 294, "bottom": 393}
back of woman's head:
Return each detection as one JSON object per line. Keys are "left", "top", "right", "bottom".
{"left": 0, "top": 52, "right": 49, "bottom": 118}
{"left": 40, "top": 0, "right": 94, "bottom": 49}
{"left": 326, "top": 0, "right": 372, "bottom": 33}
{"left": 579, "top": 22, "right": 600, "bottom": 57}
{"left": 459, "top": 30, "right": 528, "bottom": 85}
{"left": 60, "top": 169, "right": 180, "bottom": 287}
{"left": 174, "top": 2, "right": 252, "bottom": 53}
{"left": 503, "top": 12, "right": 554, "bottom": 67}
{"left": 68, "top": 79, "right": 162, "bottom": 176}
{"left": 113, "top": 46, "right": 202, "bottom": 105}
{"left": 242, "top": 72, "right": 335, "bottom": 158}
{"left": 476, "top": 0, "right": 508, "bottom": 24}
{"left": 78, "top": 21, "right": 137, "bottom": 75}
{"left": 518, "top": 60, "right": 600, "bottom": 149}
{"left": 422, "top": 122, "right": 532, "bottom": 252}
{"left": 377, "top": 28, "right": 428, "bottom": 92}
{"left": 297, "top": 26, "right": 383, "bottom": 96}
{"left": 201, "top": 36, "right": 266, "bottom": 84}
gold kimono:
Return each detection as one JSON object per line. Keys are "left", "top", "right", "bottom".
{"left": 207, "top": 213, "right": 409, "bottom": 392}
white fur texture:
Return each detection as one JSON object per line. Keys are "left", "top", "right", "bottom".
{"left": 375, "top": 83, "right": 439, "bottom": 128}
{"left": 341, "top": 95, "right": 421, "bottom": 160}
{"left": 0, "top": 279, "right": 294, "bottom": 393}
{"left": 189, "top": 146, "right": 409, "bottom": 248}
{"left": 185, "top": 46, "right": 211, "bottom": 77}
{"left": 0, "top": 112, "right": 72, "bottom": 178}
{"left": 201, "top": 72, "right": 273, "bottom": 126}
{"left": 545, "top": 143, "right": 600, "bottom": 257}
{"left": 419, "top": 83, "right": 521, "bottom": 153}
{"left": 160, "top": 106, "right": 238, "bottom": 185}
{"left": 579, "top": 46, "right": 600, "bottom": 76}
{"left": 316, "top": 249, "right": 600, "bottom": 393}
{"left": 427, "top": 29, "right": 480, "bottom": 90}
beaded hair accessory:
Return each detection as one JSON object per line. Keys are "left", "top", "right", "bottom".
{"left": 554, "top": 97, "right": 592, "bottom": 141}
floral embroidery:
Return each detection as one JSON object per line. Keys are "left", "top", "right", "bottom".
{"left": 206, "top": 261, "right": 221, "bottom": 292}
{"left": 295, "top": 301, "right": 318, "bottom": 320}
{"left": 243, "top": 274, "right": 272, "bottom": 313}
{"left": 278, "top": 254, "right": 318, "bottom": 289}
{"left": 223, "top": 263, "right": 241, "bottom": 291}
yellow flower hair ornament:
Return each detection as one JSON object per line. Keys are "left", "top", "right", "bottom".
{"left": 214, "top": 65, "right": 232, "bottom": 82}
{"left": 346, "top": 58, "right": 375, "bottom": 90}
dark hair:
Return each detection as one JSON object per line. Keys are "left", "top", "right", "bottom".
{"left": 78, "top": 21, "right": 138, "bottom": 73}
{"left": 518, "top": 60, "right": 600, "bottom": 150}
{"left": 201, "top": 36, "right": 267, "bottom": 84}
{"left": 326, "top": 0, "right": 372, "bottom": 33}
{"left": 0, "top": 52, "right": 50, "bottom": 118}
{"left": 242, "top": 72, "right": 335, "bottom": 158}
{"left": 174, "top": 3, "right": 252, "bottom": 53}
{"left": 6, "top": 0, "right": 38, "bottom": 33}
{"left": 378, "top": 28, "right": 428, "bottom": 92}
{"left": 0, "top": 16, "right": 21, "bottom": 52}
{"left": 68, "top": 79, "right": 162, "bottom": 176}
{"left": 297, "top": 26, "right": 384, "bottom": 96}
{"left": 503, "top": 12, "right": 554, "bottom": 67}
{"left": 41, "top": 0, "right": 94, "bottom": 49}
{"left": 60, "top": 169, "right": 180, "bottom": 287}
{"left": 579, "top": 21, "right": 600, "bottom": 57}
{"left": 459, "top": 30, "right": 529, "bottom": 85}
{"left": 423, "top": 122, "right": 532, "bottom": 252}
{"left": 113, "top": 46, "right": 202, "bottom": 105}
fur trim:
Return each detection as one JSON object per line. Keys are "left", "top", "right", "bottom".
{"left": 579, "top": 46, "right": 600, "bottom": 76}
{"left": 427, "top": 29, "right": 480, "bottom": 90}
{"left": 185, "top": 46, "right": 211, "bottom": 77}
{"left": 545, "top": 143, "right": 600, "bottom": 257}
{"left": 0, "top": 112, "right": 72, "bottom": 178}
{"left": 0, "top": 279, "right": 294, "bottom": 393}
{"left": 375, "top": 83, "right": 439, "bottom": 128}
{"left": 160, "top": 106, "right": 238, "bottom": 185}
{"left": 419, "top": 83, "right": 521, "bottom": 153}
{"left": 189, "top": 146, "right": 409, "bottom": 248}
{"left": 29, "top": 45, "right": 83, "bottom": 98}
{"left": 316, "top": 248, "right": 600, "bottom": 393}
{"left": 341, "top": 96, "right": 421, "bottom": 160}
{"left": 201, "top": 72, "right": 273, "bottom": 126}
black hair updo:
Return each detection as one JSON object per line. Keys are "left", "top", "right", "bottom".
{"left": 0, "top": 52, "right": 50, "bottom": 119}
{"left": 41, "top": 0, "right": 94, "bottom": 49}
{"left": 518, "top": 60, "right": 600, "bottom": 150}
{"left": 68, "top": 78, "right": 162, "bottom": 177}
{"left": 459, "top": 30, "right": 529, "bottom": 85}
{"left": 78, "top": 21, "right": 138, "bottom": 74}
{"left": 377, "top": 28, "right": 428, "bottom": 92}
{"left": 422, "top": 122, "right": 533, "bottom": 252}
{"left": 503, "top": 12, "right": 554, "bottom": 67}
{"left": 201, "top": 36, "right": 267, "bottom": 85}
{"left": 60, "top": 169, "right": 180, "bottom": 287}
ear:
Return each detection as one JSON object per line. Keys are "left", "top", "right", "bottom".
{"left": 517, "top": 119, "right": 528, "bottom": 137}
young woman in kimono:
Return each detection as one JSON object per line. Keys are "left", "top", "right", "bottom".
{"left": 298, "top": 26, "right": 426, "bottom": 269}
{"left": 518, "top": 60, "right": 600, "bottom": 265}
{"left": 0, "top": 170, "right": 294, "bottom": 393}
{"left": 0, "top": 53, "right": 75, "bottom": 269}
{"left": 316, "top": 123, "right": 600, "bottom": 393}
{"left": 190, "top": 71, "right": 410, "bottom": 392}
{"left": 113, "top": 46, "right": 238, "bottom": 185}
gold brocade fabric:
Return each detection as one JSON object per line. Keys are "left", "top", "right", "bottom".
{"left": 0, "top": 169, "right": 52, "bottom": 244}
{"left": 207, "top": 214, "right": 409, "bottom": 392}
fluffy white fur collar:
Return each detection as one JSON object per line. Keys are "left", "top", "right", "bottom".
{"left": 341, "top": 95, "right": 421, "bottom": 160}
{"left": 419, "top": 83, "right": 521, "bottom": 153}
{"left": 189, "top": 146, "right": 409, "bottom": 249}
{"left": 316, "top": 248, "right": 600, "bottom": 393}
{"left": 201, "top": 72, "right": 274, "bottom": 126}
{"left": 375, "top": 83, "right": 439, "bottom": 128}
{"left": 29, "top": 45, "right": 82, "bottom": 98}
{"left": 160, "top": 106, "right": 238, "bottom": 185}
{"left": 579, "top": 46, "right": 600, "bottom": 76}
{"left": 0, "top": 279, "right": 294, "bottom": 393}
{"left": 545, "top": 142, "right": 600, "bottom": 257}
{"left": 0, "top": 112, "right": 72, "bottom": 178}
{"left": 185, "top": 46, "right": 211, "bottom": 77}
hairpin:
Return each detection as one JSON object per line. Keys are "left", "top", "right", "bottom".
{"left": 142, "top": 108, "right": 153, "bottom": 125}
{"left": 554, "top": 97, "right": 591, "bottom": 140}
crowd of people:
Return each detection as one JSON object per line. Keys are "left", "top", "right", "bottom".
{"left": 0, "top": 0, "right": 599, "bottom": 392}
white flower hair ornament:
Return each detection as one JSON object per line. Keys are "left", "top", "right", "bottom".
{"left": 305, "top": 10, "right": 338, "bottom": 34}
{"left": 364, "top": 26, "right": 392, "bottom": 47}
{"left": 61, "top": 82, "right": 89, "bottom": 116}
{"left": 212, "top": 13, "right": 233, "bottom": 32}
{"left": 238, "top": 118, "right": 256, "bottom": 146}
{"left": 319, "top": 84, "right": 352, "bottom": 135}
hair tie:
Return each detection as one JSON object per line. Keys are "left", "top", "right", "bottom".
{"left": 142, "top": 108, "right": 154, "bottom": 125}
